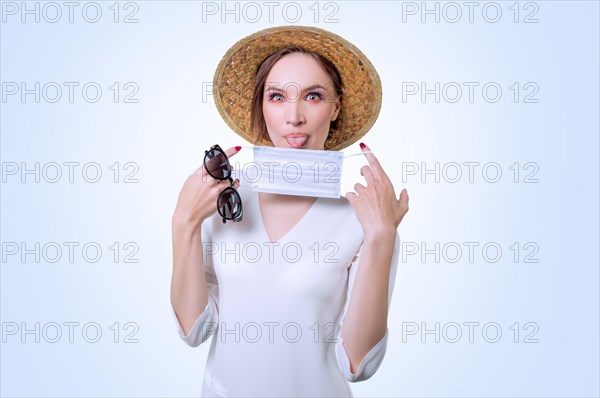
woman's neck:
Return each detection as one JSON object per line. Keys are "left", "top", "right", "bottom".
{"left": 258, "top": 191, "right": 318, "bottom": 206}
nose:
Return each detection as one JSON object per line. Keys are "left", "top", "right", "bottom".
{"left": 285, "top": 99, "right": 306, "bottom": 126}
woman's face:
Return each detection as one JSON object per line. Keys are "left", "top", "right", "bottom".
{"left": 262, "top": 53, "right": 341, "bottom": 150}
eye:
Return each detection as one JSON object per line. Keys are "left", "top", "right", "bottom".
{"left": 267, "top": 92, "right": 284, "bottom": 102}
{"left": 305, "top": 92, "right": 323, "bottom": 102}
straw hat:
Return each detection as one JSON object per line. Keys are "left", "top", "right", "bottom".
{"left": 212, "top": 26, "right": 382, "bottom": 151}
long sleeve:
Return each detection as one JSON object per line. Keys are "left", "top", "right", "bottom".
{"left": 334, "top": 230, "right": 401, "bottom": 382}
{"left": 171, "top": 217, "right": 220, "bottom": 347}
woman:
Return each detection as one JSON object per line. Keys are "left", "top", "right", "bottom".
{"left": 171, "top": 26, "right": 409, "bottom": 397}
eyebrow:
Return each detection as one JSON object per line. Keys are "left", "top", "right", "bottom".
{"left": 264, "top": 84, "right": 327, "bottom": 93}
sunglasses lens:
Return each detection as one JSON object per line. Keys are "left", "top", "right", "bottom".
{"left": 205, "top": 149, "right": 231, "bottom": 179}
{"left": 218, "top": 188, "right": 242, "bottom": 220}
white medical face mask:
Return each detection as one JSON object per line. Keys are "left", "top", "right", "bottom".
{"left": 246, "top": 145, "right": 369, "bottom": 198}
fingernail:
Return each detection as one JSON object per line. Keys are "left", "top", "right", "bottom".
{"left": 235, "top": 178, "right": 240, "bottom": 183}
{"left": 235, "top": 146, "right": 242, "bottom": 151}
{"left": 359, "top": 142, "right": 366, "bottom": 150}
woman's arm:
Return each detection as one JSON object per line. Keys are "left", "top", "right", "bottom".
{"left": 170, "top": 216, "right": 210, "bottom": 337}
{"left": 339, "top": 228, "right": 396, "bottom": 373}
{"left": 170, "top": 146, "right": 241, "bottom": 338}
{"left": 342, "top": 142, "right": 409, "bottom": 375}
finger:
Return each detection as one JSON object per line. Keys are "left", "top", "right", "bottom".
{"left": 360, "top": 143, "right": 390, "bottom": 182}
{"left": 399, "top": 188, "right": 409, "bottom": 211}
{"left": 219, "top": 184, "right": 231, "bottom": 195}
{"left": 215, "top": 178, "right": 240, "bottom": 194}
{"left": 224, "top": 146, "right": 242, "bottom": 158}
{"left": 196, "top": 149, "right": 210, "bottom": 178}
{"left": 354, "top": 183, "right": 366, "bottom": 193}
{"left": 219, "top": 146, "right": 243, "bottom": 178}
{"left": 345, "top": 191, "right": 357, "bottom": 203}
{"left": 199, "top": 145, "right": 242, "bottom": 180}
{"left": 194, "top": 165, "right": 216, "bottom": 186}
{"left": 360, "top": 165, "right": 376, "bottom": 186}
{"left": 196, "top": 165, "right": 220, "bottom": 186}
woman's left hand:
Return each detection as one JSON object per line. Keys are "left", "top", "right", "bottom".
{"left": 345, "top": 143, "right": 409, "bottom": 239}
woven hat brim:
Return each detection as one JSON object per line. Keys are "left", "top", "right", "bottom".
{"left": 213, "top": 26, "right": 382, "bottom": 151}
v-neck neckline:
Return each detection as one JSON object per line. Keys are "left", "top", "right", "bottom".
{"left": 257, "top": 191, "right": 321, "bottom": 244}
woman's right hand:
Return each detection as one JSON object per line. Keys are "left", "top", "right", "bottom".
{"left": 172, "top": 146, "right": 242, "bottom": 229}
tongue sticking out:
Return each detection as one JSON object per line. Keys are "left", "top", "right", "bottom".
{"left": 285, "top": 135, "right": 308, "bottom": 148}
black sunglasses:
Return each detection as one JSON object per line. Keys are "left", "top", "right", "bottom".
{"left": 203, "top": 144, "right": 243, "bottom": 224}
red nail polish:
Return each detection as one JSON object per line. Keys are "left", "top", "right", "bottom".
{"left": 359, "top": 142, "right": 366, "bottom": 149}
{"left": 235, "top": 146, "right": 242, "bottom": 151}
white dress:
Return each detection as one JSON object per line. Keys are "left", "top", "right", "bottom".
{"left": 172, "top": 184, "right": 400, "bottom": 397}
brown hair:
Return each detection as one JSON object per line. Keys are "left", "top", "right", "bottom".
{"left": 250, "top": 46, "right": 343, "bottom": 145}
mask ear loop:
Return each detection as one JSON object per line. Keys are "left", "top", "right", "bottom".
{"left": 238, "top": 145, "right": 372, "bottom": 154}
{"left": 228, "top": 145, "right": 257, "bottom": 187}
{"left": 343, "top": 150, "right": 373, "bottom": 158}
{"left": 335, "top": 150, "right": 375, "bottom": 199}
{"left": 236, "top": 144, "right": 372, "bottom": 154}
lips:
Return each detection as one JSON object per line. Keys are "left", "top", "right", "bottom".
{"left": 284, "top": 133, "right": 309, "bottom": 148}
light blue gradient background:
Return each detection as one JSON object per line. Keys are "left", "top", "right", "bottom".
{"left": 1, "top": 1, "right": 598, "bottom": 397}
